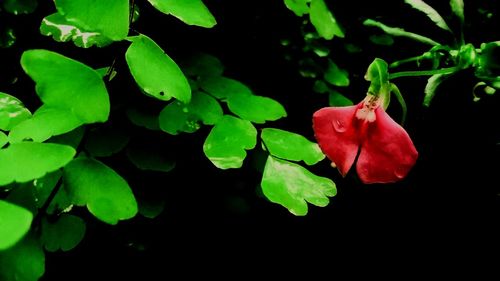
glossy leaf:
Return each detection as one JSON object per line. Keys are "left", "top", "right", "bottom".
{"left": 3, "top": 0, "right": 37, "bottom": 15}
{"left": 0, "top": 200, "right": 33, "bottom": 250}
{"left": 64, "top": 157, "right": 138, "bottom": 225}
{"left": 203, "top": 115, "right": 257, "bottom": 169}
{"left": 40, "top": 13, "right": 112, "bottom": 48}
{"left": 41, "top": 214, "right": 85, "bottom": 252}
{"left": 159, "top": 91, "right": 223, "bottom": 134}
{"left": 0, "top": 143, "right": 76, "bottom": 186}
{"left": 9, "top": 106, "right": 81, "bottom": 143}
{"left": 126, "top": 145, "right": 175, "bottom": 172}
{"left": 126, "top": 35, "right": 191, "bottom": 103}
{"left": 309, "top": 0, "right": 344, "bottom": 40}
{"left": 147, "top": 0, "right": 216, "bottom": 28}
{"left": 324, "top": 59, "right": 349, "bottom": 87}
{"left": 21, "top": 50, "right": 110, "bottom": 123}
{"left": 0, "top": 235, "right": 45, "bottom": 281}
{"left": 261, "top": 128, "right": 324, "bottom": 165}
{"left": 0, "top": 132, "right": 7, "bottom": 148}
{"left": 0, "top": 92, "right": 32, "bottom": 131}
{"left": 261, "top": 157, "right": 336, "bottom": 216}
{"left": 284, "top": 0, "right": 311, "bottom": 17}
{"left": 54, "top": 0, "right": 129, "bottom": 40}
{"left": 182, "top": 53, "right": 224, "bottom": 78}
{"left": 84, "top": 127, "right": 129, "bottom": 157}
{"left": 126, "top": 107, "right": 160, "bottom": 130}
{"left": 404, "top": 0, "right": 451, "bottom": 32}
{"left": 450, "top": 0, "right": 464, "bottom": 23}
{"left": 328, "top": 89, "right": 353, "bottom": 107}
{"left": 201, "top": 76, "right": 253, "bottom": 99}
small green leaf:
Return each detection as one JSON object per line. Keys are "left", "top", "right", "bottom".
{"left": 424, "top": 73, "right": 451, "bottom": 106}
{"left": 284, "top": 0, "right": 311, "bottom": 17}
{"left": 0, "top": 132, "right": 7, "bottom": 148}
{"left": 182, "top": 53, "right": 224, "bottom": 78}
{"left": 365, "top": 58, "right": 389, "bottom": 95}
{"left": 41, "top": 214, "right": 85, "bottom": 252}
{"left": 126, "top": 107, "right": 161, "bottom": 130}
{"left": 324, "top": 59, "right": 349, "bottom": 87}
{"left": 404, "top": 0, "right": 451, "bottom": 32}
{"left": 201, "top": 76, "right": 253, "bottom": 100}
{"left": 0, "top": 143, "right": 76, "bottom": 186}
{"left": 84, "top": 126, "right": 129, "bottom": 157}
{"left": 203, "top": 115, "right": 257, "bottom": 169}
{"left": 313, "top": 80, "right": 329, "bottom": 94}
{"left": 138, "top": 198, "right": 165, "bottom": 219}
{"left": 64, "top": 157, "right": 138, "bottom": 225}
{"left": 261, "top": 128, "right": 324, "bottom": 165}
{"left": 363, "top": 19, "right": 440, "bottom": 46}
{"left": 2, "top": 0, "right": 37, "bottom": 15}
{"left": 0, "top": 200, "right": 33, "bottom": 250}
{"left": 0, "top": 235, "right": 45, "bottom": 281}
{"left": 309, "top": 0, "right": 344, "bottom": 40}
{"left": 369, "top": 34, "right": 394, "bottom": 46}
{"left": 261, "top": 157, "right": 336, "bottom": 216}
{"left": 9, "top": 106, "right": 81, "bottom": 143}
{"left": 147, "top": 0, "right": 216, "bottom": 28}
{"left": 328, "top": 89, "right": 353, "bottom": 106}
{"left": 0, "top": 92, "right": 32, "bottom": 131}
{"left": 40, "top": 13, "right": 113, "bottom": 48}
{"left": 126, "top": 35, "right": 191, "bottom": 103}
{"left": 54, "top": 0, "right": 129, "bottom": 40}
{"left": 126, "top": 145, "right": 175, "bottom": 172}
{"left": 450, "top": 0, "right": 464, "bottom": 24}
{"left": 21, "top": 50, "right": 110, "bottom": 123}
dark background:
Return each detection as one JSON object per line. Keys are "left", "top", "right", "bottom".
{"left": 2, "top": 0, "right": 499, "bottom": 278}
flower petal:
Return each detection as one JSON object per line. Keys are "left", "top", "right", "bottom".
{"left": 356, "top": 107, "right": 418, "bottom": 183}
{"left": 313, "top": 105, "right": 360, "bottom": 176}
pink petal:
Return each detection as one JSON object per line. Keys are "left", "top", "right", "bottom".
{"left": 313, "top": 105, "right": 360, "bottom": 177}
{"left": 356, "top": 107, "right": 418, "bottom": 184}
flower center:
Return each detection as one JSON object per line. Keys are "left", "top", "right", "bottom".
{"left": 355, "top": 94, "right": 380, "bottom": 122}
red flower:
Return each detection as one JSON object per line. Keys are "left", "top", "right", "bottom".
{"left": 313, "top": 95, "right": 418, "bottom": 184}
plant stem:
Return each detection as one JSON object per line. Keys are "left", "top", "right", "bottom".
{"left": 388, "top": 66, "right": 461, "bottom": 79}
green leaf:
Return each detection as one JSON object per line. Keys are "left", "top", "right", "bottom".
{"left": 261, "top": 128, "right": 324, "bottom": 165}
{"left": 424, "top": 73, "right": 451, "bottom": 106}
{"left": 126, "top": 107, "right": 161, "bottom": 130}
{"left": 147, "top": 0, "right": 216, "bottom": 28}
{"left": 0, "top": 235, "right": 45, "bottom": 281}
{"left": 328, "top": 89, "right": 353, "bottom": 106}
{"left": 0, "top": 143, "right": 76, "bottom": 186}
{"left": 182, "top": 53, "right": 224, "bottom": 78}
{"left": 126, "top": 35, "right": 191, "bottom": 103}
{"left": 369, "top": 34, "right": 394, "bottom": 46}
{"left": 201, "top": 76, "right": 253, "bottom": 100}
{"left": 363, "top": 19, "right": 440, "bottom": 46}
{"left": 48, "top": 126, "right": 85, "bottom": 150}
{"left": 0, "top": 92, "right": 32, "bottom": 131}
{"left": 126, "top": 145, "right": 175, "bottom": 172}
{"left": 54, "top": 0, "right": 129, "bottom": 41}
{"left": 159, "top": 91, "right": 222, "bottom": 134}
{"left": 450, "top": 0, "right": 464, "bottom": 24}
{"left": 203, "top": 115, "right": 257, "bottom": 169}
{"left": 309, "top": 0, "right": 344, "bottom": 40}
{"left": 2, "top": 0, "right": 37, "bottom": 15}
{"left": 284, "top": 0, "right": 311, "bottom": 17}
{"left": 404, "top": 0, "right": 452, "bottom": 32}
{"left": 21, "top": 50, "right": 110, "bottom": 123}
{"left": 261, "top": 157, "right": 336, "bottom": 216}
{"left": 32, "top": 171, "right": 62, "bottom": 209}
{"left": 324, "top": 59, "right": 349, "bottom": 87}
{"left": 84, "top": 126, "right": 129, "bottom": 157}
{"left": 9, "top": 106, "right": 81, "bottom": 143}
{"left": 63, "top": 157, "right": 138, "bottom": 225}
{"left": 313, "top": 80, "right": 329, "bottom": 94}
{"left": 5, "top": 183, "right": 38, "bottom": 215}
{"left": 201, "top": 77, "right": 286, "bottom": 123}
{"left": 40, "top": 13, "right": 113, "bottom": 48}
{"left": 138, "top": 198, "right": 165, "bottom": 219}
{"left": 41, "top": 214, "right": 85, "bottom": 252}
{"left": 0, "top": 132, "right": 7, "bottom": 148}
{"left": 0, "top": 200, "right": 33, "bottom": 250}
{"left": 365, "top": 58, "right": 389, "bottom": 95}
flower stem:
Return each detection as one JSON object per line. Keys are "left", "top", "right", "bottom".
{"left": 388, "top": 66, "right": 461, "bottom": 80}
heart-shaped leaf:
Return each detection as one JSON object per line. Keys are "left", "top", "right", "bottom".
{"left": 261, "top": 157, "right": 336, "bottom": 216}
{"left": 126, "top": 35, "right": 191, "bottom": 103}
{"left": 0, "top": 143, "right": 76, "bottom": 186}
{"left": 0, "top": 200, "right": 33, "bottom": 250}
{"left": 203, "top": 115, "right": 257, "bottom": 169}
{"left": 41, "top": 214, "right": 85, "bottom": 252}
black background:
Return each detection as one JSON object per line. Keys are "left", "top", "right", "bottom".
{"left": 2, "top": 0, "right": 499, "bottom": 278}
